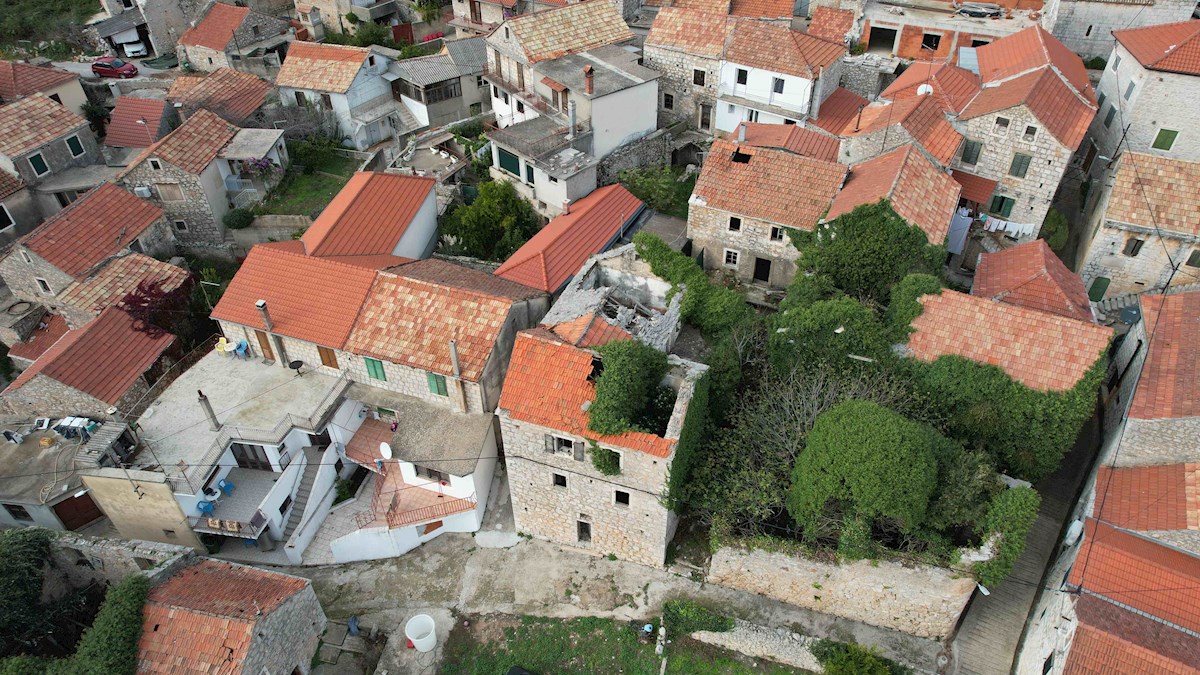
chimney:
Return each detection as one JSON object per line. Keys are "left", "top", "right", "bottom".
{"left": 255, "top": 299, "right": 273, "bottom": 331}
{"left": 562, "top": 199, "right": 572, "bottom": 215}
{"left": 853, "top": 104, "right": 865, "bottom": 132}
{"left": 737, "top": 123, "right": 746, "bottom": 142}
{"left": 567, "top": 100, "right": 577, "bottom": 140}
{"left": 809, "top": 66, "right": 824, "bottom": 120}
{"left": 583, "top": 65, "right": 594, "bottom": 95}
{"left": 449, "top": 340, "right": 462, "bottom": 378}
{"left": 448, "top": 340, "right": 468, "bottom": 413}
{"left": 198, "top": 390, "right": 219, "bottom": 431}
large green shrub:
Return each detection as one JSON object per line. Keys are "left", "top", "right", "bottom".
{"left": 68, "top": 576, "right": 149, "bottom": 675}
{"left": 662, "top": 599, "right": 733, "bottom": 635}
{"left": 974, "top": 487, "right": 1041, "bottom": 588}
{"left": 222, "top": 208, "right": 255, "bottom": 230}
{"left": 441, "top": 180, "right": 539, "bottom": 261}
{"left": 589, "top": 442, "right": 621, "bottom": 475}
{"left": 768, "top": 297, "right": 894, "bottom": 376}
{"left": 588, "top": 340, "right": 670, "bottom": 436}
{"left": 885, "top": 273, "right": 943, "bottom": 337}
{"left": 811, "top": 640, "right": 911, "bottom": 675}
{"left": 289, "top": 135, "right": 341, "bottom": 174}
{"left": 1040, "top": 208, "right": 1070, "bottom": 252}
{"left": 619, "top": 166, "right": 693, "bottom": 219}
{"left": 632, "top": 232, "right": 756, "bottom": 337}
{"left": 778, "top": 273, "right": 841, "bottom": 312}
{"left": 0, "top": 528, "right": 51, "bottom": 654}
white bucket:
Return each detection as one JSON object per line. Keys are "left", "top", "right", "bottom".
{"left": 404, "top": 614, "right": 437, "bottom": 653}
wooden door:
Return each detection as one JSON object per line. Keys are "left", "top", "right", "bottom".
{"left": 53, "top": 493, "right": 103, "bottom": 530}
{"left": 255, "top": 330, "right": 273, "bottom": 360}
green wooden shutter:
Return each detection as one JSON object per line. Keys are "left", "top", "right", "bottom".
{"left": 1009, "top": 153, "right": 1031, "bottom": 178}
{"left": 497, "top": 147, "right": 520, "bottom": 175}
{"left": 961, "top": 140, "right": 981, "bottom": 165}
{"left": 365, "top": 357, "right": 386, "bottom": 381}
{"left": 426, "top": 372, "right": 448, "bottom": 396}
{"left": 1152, "top": 129, "right": 1178, "bottom": 151}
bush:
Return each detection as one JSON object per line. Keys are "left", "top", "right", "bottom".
{"left": 779, "top": 273, "right": 841, "bottom": 312}
{"left": 662, "top": 599, "right": 733, "bottom": 635}
{"left": 811, "top": 640, "right": 909, "bottom": 675}
{"left": 0, "top": 528, "right": 51, "bottom": 654}
{"left": 974, "top": 487, "right": 1041, "bottom": 588}
{"left": 768, "top": 296, "right": 894, "bottom": 376}
{"left": 1084, "top": 56, "right": 1107, "bottom": 70}
{"left": 885, "top": 273, "right": 943, "bottom": 338}
{"left": 222, "top": 208, "right": 255, "bottom": 230}
{"left": 288, "top": 135, "right": 341, "bottom": 174}
{"left": 440, "top": 180, "right": 539, "bottom": 260}
{"left": 588, "top": 340, "right": 670, "bottom": 436}
{"left": 334, "top": 478, "right": 354, "bottom": 505}
{"left": 620, "top": 166, "right": 691, "bottom": 219}
{"left": 632, "top": 232, "right": 756, "bottom": 337}
{"left": 1040, "top": 208, "right": 1069, "bottom": 252}
{"left": 589, "top": 442, "right": 621, "bottom": 475}
{"left": 69, "top": 575, "right": 148, "bottom": 675}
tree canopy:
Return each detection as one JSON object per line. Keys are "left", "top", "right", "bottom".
{"left": 588, "top": 339, "right": 670, "bottom": 436}
{"left": 768, "top": 297, "right": 894, "bottom": 376}
{"left": 442, "top": 180, "right": 540, "bottom": 261}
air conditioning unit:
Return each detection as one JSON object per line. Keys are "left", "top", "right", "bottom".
{"left": 133, "top": 186, "right": 153, "bottom": 199}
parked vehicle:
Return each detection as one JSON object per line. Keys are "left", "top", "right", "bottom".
{"left": 91, "top": 56, "right": 138, "bottom": 78}
{"left": 122, "top": 42, "right": 148, "bottom": 58}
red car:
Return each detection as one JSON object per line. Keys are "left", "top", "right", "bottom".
{"left": 91, "top": 56, "right": 138, "bottom": 79}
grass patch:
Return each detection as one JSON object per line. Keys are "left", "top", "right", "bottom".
{"left": 257, "top": 171, "right": 351, "bottom": 217}
{"left": 667, "top": 638, "right": 811, "bottom": 674}
{"left": 440, "top": 615, "right": 660, "bottom": 674}
{"left": 620, "top": 166, "right": 697, "bottom": 219}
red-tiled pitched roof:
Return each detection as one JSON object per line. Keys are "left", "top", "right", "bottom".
{"left": 0, "top": 169, "right": 24, "bottom": 200}
{"left": 211, "top": 242, "right": 381, "bottom": 349}
{"left": 976, "top": 24, "right": 1093, "bottom": 98}
{"left": 345, "top": 259, "right": 543, "bottom": 381}
{"left": 726, "top": 20, "right": 845, "bottom": 78}
{"left": 949, "top": 169, "right": 996, "bottom": 204}
{"left": 21, "top": 183, "right": 163, "bottom": 279}
{"left": 734, "top": 122, "right": 840, "bottom": 162}
{"left": 7, "top": 314, "right": 68, "bottom": 363}
{"left": 499, "top": 329, "right": 676, "bottom": 457}
{"left": 824, "top": 95, "right": 963, "bottom": 165}
{"left": 692, "top": 137, "right": 845, "bottom": 230}
{"left": 548, "top": 312, "right": 632, "bottom": 348}
{"left": 1093, "top": 464, "right": 1198, "bottom": 532}
{"left": 167, "top": 68, "right": 272, "bottom": 123}
{"left": 810, "top": 86, "right": 868, "bottom": 135}
{"left": 301, "top": 172, "right": 435, "bottom": 258}
{"left": 127, "top": 108, "right": 237, "bottom": 175}
{"left": 961, "top": 68, "right": 1096, "bottom": 150}
{"left": 276, "top": 41, "right": 369, "bottom": 93}
{"left": 1128, "top": 292, "right": 1200, "bottom": 420}
{"left": 729, "top": 0, "right": 792, "bottom": 18}
{"left": 1068, "top": 519, "right": 1200, "bottom": 635}
{"left": 178, "top": 3, "right": 250, "bottom": 51}
{"left": 59, "top": 253, "right": 190, "bottom": 317}
{"left": 672, "top": 0, "right": 729, "bottom": 11}
{"left": 1104, "top": 153, "right": 1200, "bottom": 237}
{"left": 807, "top": 7, "right": 855, "bottom": 44}
{"left": 644, "top": 8, "right": 735, "bottom": 58}
{"left": 827, "top": 144, "right": 959, "bottom": 245}
{"left": 1064, "top": 595, "right": 1200, "bottom": 675}
{"left": 494, "top": 184, "right": 643, "bottom": 293}
{"left": 505, "top": 1, "right": 633, "bottom": 63}
{"left": 881, "top": 61, "right": 980, "bottom": 113}
{"left": 105, "top": 98, "right": 171, "bottom": 149}
{"left": 5, "top": 307, "right": 174, "bottom": 404}
{"left": 1114, "top": 20, "right": 1200, "bottom": 77}
{"left": 972, "top": 239, "right": 1093, "bottom": 322}
{"left": 907, "top": 290, "right": 1111, "bottom": 391}
{"left": 0, "top": 93, "right": 88, "bottom": 158}
{"left": 0, "top": 61, "right": 76, "bottom": 102}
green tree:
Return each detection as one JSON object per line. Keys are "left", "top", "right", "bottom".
{"left": 0, "top": 528, "right": 50, "bottom": 654}
{"left": 1039, "top": 208, "right": 1070, "bottom": 252}
{"left": 974, "top": 487, "right": 1041, "bottom": 588}
{"left": 69, "top": 575, "right": 149, "bottom": 675}
{"left": 885, "top": 273, "right": 943, "bottom": 338}
{"left": 768, "top": 296, "right": 893, "bottom": 376}
{"left": 351, "top": 21, "right": 392, "bottom": 48}
{"left": 442, "top": 180, "right": 540, "bottom": 260}
{"left": 588, "top": 340, "right": 670, "bottom": 436}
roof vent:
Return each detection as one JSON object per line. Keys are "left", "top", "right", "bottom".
{"left": 731, "top": 150, "right": 752, "bottom": 164}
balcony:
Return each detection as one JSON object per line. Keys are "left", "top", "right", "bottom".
{"left": 349, "top": 0, "right": 399, "bottom": 22}
{"left": 188, "top": 467, "right": 276, "bottom": 539}
{"left": 350, "top": 93, "right": 400, "bottom": 125}
{"left": 483, "top": 64, "right": 566, "bottom": 121}
{"left": 353, "top": 464, "right": 476, "bottom": 529}
{"left": 485, "top": 115, "right": 591, "bottom": 162}
{"left": 716, "top": 84, "right": 809, "bottom": 118}
{"left": 448, "top": 14, "right": 497, "bottom": 33}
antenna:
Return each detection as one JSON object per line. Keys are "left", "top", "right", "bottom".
{"left": 916, "top": 83, "right": 934, "bottom": 96}
{"left": 379, "top": 442, "right": 392, "bottom": 460}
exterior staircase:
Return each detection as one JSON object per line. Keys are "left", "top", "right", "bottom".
{"left": 283, "top": 447, "right": 323, "bottom": 540}
{"left": 1092, "top": 281, "right": 1200, "bottom": 323}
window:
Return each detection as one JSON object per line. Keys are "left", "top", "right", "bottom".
{"left": 294, "top": 90, "right": 306, "bottom": 106}
{"left": 28, "top": 153, "right": 49, "bottom": 177}
{"left": 35, "top": 278, "right": 52, "bottom": 295}
{"left": 1103, "top": 105, "right": 1116, "bottom": 128}
{"left": 320, "top": 93, "right": 332, "bottom": 108}
{"left": 1123, "top": 81, "right": 1135, "bottom": 100}
{"left": 693, "top": 69, "right": 706, "bottom": 86}
{"left": 1009, "top": 153, "right": 1032, "bottom": 178}
{"left": 20, "top": 250, "right": 31, "bottom": 264}
{"left": 577, "top": 520, "right": 591, "bottom": 543}
{"left": 55, "top": 190, "right": 79, "bottom": 208}
{"left": 724, "top": 249, "right": 739, "bottom": 267}
{"left": 546, "top": 434, "right": 579, "bottom": 457}
{"left": 424, "top": 78, "right": 462, "bottom": 104}
{"left": 516, "top": 100, "right": 525, "bottom": 114}
{"left": 921, "top": 33, "right": 942, "bottom": 51}
{"left": 1023, "top": 126, "right": 1037, "bottom": 141}
{"left": 1122, "top": 237, "right": 1144, "bottom": 257}
{"left": 173, "top": 220, "right": 188, "bottom": 232}
{"left": 497, "top": 147, "right": 520, "bottom": 175}
{"left": 524, "top": 163, "right": 533, "bottom": 185}
{"left": 549, "top": 176, "right": 558, "bottom": 183}
{"left": 615, "top": 490, "right": 630, "bottom": 506}
{"left": 279, "top": 495, "right": 292, "bottom": 515}
{"left": 970, "top": 38, "right": 990, "bottom": 48}
{"left": 3, "top": 504, "right": 32, "bottom": 522}
{"left": 1112, "top": 55, "right": 1121, "bottom": 70}
{"left": 318, "top": 346, "right": 338, "bottom": 369}
{"left": 162, "top": 529, "right": 176, "bottom": 538}
{"left": 49, "top": 93, "right": 62, "bottom": 105}
{"left": 1085, "top": 25, "right": 1093, "bottom": 37}
{"left": 663, "top": 93, "right": 674, "bottom": 110}
{"left": 1152, "top": 128, "right": 1178, "bottom": 151}
{"left": 728, "top": 216, "right": 741, "bottom": 232}
{"left": 552, "top": 473, "right": 567, "bottom": 488}
{"left": 1096, "top": 91, "right": 1106, "bottom": 109}
{"left": 149, "top": 158, "right": 162, "bottom": 171}
{"left": 746, "top": 109, "right": 760, "bottom": 123}
{"left": 994, "top": 117, "right": 1010, "bottom": 133}
{"left": 989, "top": 195, "right": 1015, "bottom": 218}
{"left": 155, "top": 183, "right": 184, "bottom": 202}
{"left": 129, "top": 238, "right": 143, "bottom": 254}
{"left": 504, "top": 27, "right": 509, "bottom": 39}
{"left": 772, "top": 77, "right": 784, "bottom": 94}
{"left": 960, "top": 139, "right": 982, "bottom": 165}
{"left": 770, "top": 226, "right": 784, "bottom": 241}
{"left": 736, "top": 69, "right": 748, "bottom": 85}
{"left": 416, "top": 465, "right": 448, "bottom": 482}
{"left": 0, "top": 204, "right": 13, "bottom": 232}
{"left": 364, "top": 357, "right": 387, "bottom": 381}
{"left": 427, "top": 372, "right": 448, "bottom": 396}
{"left": 1187, "top": 250, "right": 1200, "bottom": 268}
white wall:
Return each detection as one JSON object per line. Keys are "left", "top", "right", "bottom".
{"left": 326, "top": 399, "right": 366, "bottom": 448}
{"left": 400, "top": 94, "right": 430, "bottom": 127}
{"left": 0, "top": 500, "right": 64, "bottom": 530}
{"left": 198, "top": 162, "right": 229, "bottom": 235}
{"left": 490, "top": 87, "right": 538, "bottom": 127}
{"left": 719, "top": 61, "right": 813, "bottom": 116}
{"left": 285, "top": 443, "right": 342, "bottom": 564}
{"left": 393, "top": 189, "right": 438, "bottom": 259}
{"left": 715, "top": 101, "right": 795, "bottom": 133}
{"left": 259, "top": 451, "right": 307, "bottom": 540}
{"left": 590, "top": 81, "right": 659, "bottom": 159}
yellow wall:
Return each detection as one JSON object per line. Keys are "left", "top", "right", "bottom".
{"left": 82, "top": 468, "right": 204, "bottom": 550}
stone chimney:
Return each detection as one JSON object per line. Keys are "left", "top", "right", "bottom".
{"left": 255, "top": 299, "right": 273, "bottom": 331}
{"left": 448, "top": 340, "right": 468, "bottom": 413}
{"left": 198, "top": 390, "right": 219, "bottom": 431}
{"left": 584, "top": 65, "right": 594, "bottom": 95}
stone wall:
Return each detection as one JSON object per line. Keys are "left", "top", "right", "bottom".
{"left": 841, "top": 123, "right": 917, "bottom": 164}
{"left": 1051, "top": 0, "right": 1194, "bottom": 59}
{"left": 119, "top": 158, "right": 222, "bottom": 246}
{"left": 708, "top": 545, "right": 977, "bottom": 639}
{"left": 687, "top": 203, "right": 801, "bottom": 288}
{"left": 1078, "top": 221, "right": 1196, "bottom": 299}
{"left": 1, "top": 371, "right": 144, "bottom": 420}
{"left": 1113, "top": 417, "right": 1200, "bottom": 467}
{"left": 183, "top": 44, "right": 234, "bottom": 72}
{"left": 839, "top": 60, "right": 896, "bottom": 101}
{"left": 231, "top": 215, "right": 312, "bottom": 255}
{"left": 597, "top": 127, "right": 673, "bottom": 186}
{"left": 0, "top": 188, "right": 42, "bottom": 248}
{"left": 0, "top": 245, "right": 76, "bottom": 305}
{"left": 43, "top": 532, "right": 196, "bottom": 603}
{"left": 242, "top": 583, "right": 327, "bottom": 675}
{"left": 9, "top": 124, "right": 100, "bottom": 187}
{"left": 642, "top": 45, "right": 720, "bottom": 129}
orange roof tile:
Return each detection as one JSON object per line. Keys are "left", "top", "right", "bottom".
{"left": 734, "top": 122, "right": 840, "bottom": 162}
{"left": 494, "top": 184, "right": 643, "bottom": 293}
{"left": 0, "top": 61, "right": 76, "bottom": 102}
{"left": 499, "top": 329, "right": 676, "bottom": 456}
{"left": 807, "top": 7, "right": 855, "bottom": 44}
{"left": 825, "top": 95, "right": 963, "bottom": 165}
{"left": 881, "top": 61, "right": 980, "bottom": 113}
{"left": 726, "top": 20, "right": 845, "bottom": 78}
{"left": 644, "top": 7, "right": 735, "bottom": 58}
{"left": 0, "top": 93, "right": 88, "bottom": 158}
{"left": 692, "top": 137, "right": 845, "bottom": 230}
{"left": 131, "top": 108, "right": 238, "bottom": 175}
{"left": 4, "top": 307, "right": 174, "bottom": 405}
{"left": 810, "top": 86, "right": 868, "bottom": 135}
{"left": 506, "top": 1, "right": 633, "bottom": 62}
{"left": 729, "top": 0, "right": 792, "bottom": 17}
{"left": 1114, "top": 20, "right": 1200, "bottom": 77}
{"left": 975, "top": 25, "right": 1093, "bottom": 99}
{"left": 211, "top": 242, "right": 382, "bottom": 349}
{"left": 972, "top": 239, "right": 1093, "bottom": 322}
{"left": 164, "top": 75, "right": 204, "bottom": 100}
{"left": 827, "top": 144, "right": 959, "bottom": 245}
{"left": 7, "top": 314, "right": 69, "bottom": 363}
{"left": 276, "top": 41, "right": 369, "bottom": 93}
{"left": 21, "top": 183, "right": 163, "bottom": 279}
{"left": 949, "top": 169, "right": 997, "bottom": 204}
{"left": 168, "top": 68, "right": 272, "bottom": 123}
{"left": 59, "top": 253, "right": 190, "bottom": 317}
{"left": 178, "top": 3, "right": 250, "bottom": 51}
{"left": 0, "top": 168, "right": 24, "bottom": 200}
{"left": 1093, "top": 464, "right": 1198, "bottom": 532}
{"left": 961, "top": 68, "right": 1096, "bottom": 150}
{"left": 1128, "top": 292, "right": 1200, "bottom": 420}
{"left": 301, "top": 173, "right": 435, "bottom": 258}
{"left": 672, "top": 0, "right": 730, "bottom": 12}
{"left": 1064, "top": 595, "right": 1200, "bottom": 675}
{"left": 549, "top": 311, "right": 632, "bottom": 347}
{"left": 344, "top": 259, "right": 544, "bottom": 381}
{"left": 1104, "top": 153, "right": 1200, "bottom": 237}
{"left": 105, "top": 97, "right": 171, "bottom": 149}
{"left": 907, "top": 290, "right": 1111, "bottom": 391}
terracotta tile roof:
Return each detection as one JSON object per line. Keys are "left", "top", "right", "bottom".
{"left": 499, "top": 329, "right": 676, "bottom": 457}
{"left": 276, "top": 41, "right": 369, "bottom": 93}
{"left": 827, "top": 144, "right": 959, "bottom": 245}
{"left": 59, "top": 253, "right": 190, "bottom": 317}
{"left": 21, "top": 183, "right": 163, "bottom": 279}
{"left": 907, "top": 290, "right": 1111, "bottom": 391}
{"left": 673, "top": 0, "right": 730, "bottom": 12}
{"left": 139, "top": 560, "right": 309, "bottom": 674}
{"left": 1104, "top": 153, "right": 1200, "bottom": 237}
{"left": 644, "top": 7, "right": 734, "bottom": 58}
{"left": 1064, "top": 595, "right": 1200, "bottom": 675}
{"left": 1114, "top": 20, "right": 1200, "bottom": 77}
{"left": 0, "top": 93, "right": 88, "bottom": 158}
{"left": 345, "top": 259, "right": 543, "bottom": 381}
{"left": 729, "top": 0, "right": 792, "bottom": 18}
{"left": 7, "top": 314, "right": 68, "bottom": 363}
{"left": 961, "top": 68, "right": 1096, "bottom": 150}
{"left": 825, "top": 96, "right": 963, "bottom": 165}
{"left": 301, "top": 172, "right": 435, "bottom": 258}
{"left": 976, "top": 25, "right": 1093, "bottom": 99}
{"left": 1093, "top": 464, "right": 1199, "bottom": 532}
{"left": 0, "top": 169, "right": 24, "bottom": 200}
{"left": 726, "top": 20, "right": 845, "bottom": 78}
{"left": 4, "top": 307, "right": 174, "bottom": 405}
{"left": 0, "top": 61, "right": 77, "bottom": 102}
{"left": 164, "top": 75, "right": 204, "bottom": 99}
{"left": 881, "top": 61, "right": 980, "bottom": 113}
{"left": 972, "top": 239, "right": 1093, "bottom": 322}
{"left": 178, "top": 3, "right": 250, "bottom": 51}
{"left": 734, "top": 122, "right": 840, "bottom": 162}
{"left": 343, "top": 416, "right": 393, "bottom": 469}
{"left": 168, "top": 68, "right": 272, "bottom": 123}
{"left": 807, "top": 7, "right": 855, "bottom": 44}
{"left": 505, "top": 1, "right": 633, "bottom": 63}
{"left": 1068, "top": 519, "right": 1200, "bottom": 635}
{"left": 810, "top": 86, "right": 868, "bottom": 135}
{"left": 494, "top": 184, "right": 643, "bottom": 293}
{"left": 692, "top": 137, "right": 845, "bottom": 230}
{"left": 949, "top": 169, "right": 996, "bottom": 204}
{"left": 134, "top": 108, "right": 238, "bottom": 175}
{"left": 105, "top": 98, "right": 171, "bottom": 149}
{"left": 1128, "top": 292, "right": 1200, "bottom": 420}
{"left": 548, "top": 312, "right": 632, "bottom": 347}
{"left": 212, "top": 241, "right": 382, "bottom": 348}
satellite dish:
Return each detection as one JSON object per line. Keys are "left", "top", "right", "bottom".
{"left": 380, "top": 442, "right": 392, "bottom": 459}
{"left": 916, "top": 83, "right": 934, "bottom": 96}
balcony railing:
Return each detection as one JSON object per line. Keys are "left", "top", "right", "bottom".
{"left": 190, "top": 509, "right": 269, "bottom": 539}
{"left": 485, "top": 118, "right": 591, "bottom": 161}
{"left": 482, "top": 64, "right": 566, "bottom": 119}
{"left": 448, "top": 14, "right": 497, "bottom": 32}
{"left": 351, "top": 471, "right": 476, "bottom": 529}
{"left": 716, "top": 83, "right": 808, "bottom": 116}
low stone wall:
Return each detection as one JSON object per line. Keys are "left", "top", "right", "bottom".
{"left": 598, "top": 128, "right": 673, "bottom": 186}
{"left": 41, "top": 532, "right": 196, "bottom": 603}
{"left": 708, "top": 546, "right": 977, "bottom": 639}
{"left": 230, "top": 215, "right": 313, "bottom": 255}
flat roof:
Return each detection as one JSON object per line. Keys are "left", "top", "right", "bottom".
{"left": 536, "top": 45, "right": 658, "bottom": 99}
{"left": 219, "top": 128, "right": 284, "bottom": 160}
{"left": 0, "top": 430, "right": 84, "bottom": 504}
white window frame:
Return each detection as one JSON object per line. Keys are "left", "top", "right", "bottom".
{"left": 35, "top": 277, "right": 53, "bottom": 295}
{"left": 173, "top": 220, "right": 188, "bottom": 232}
{"left": 149, "top": 158, "right": 162, "bottom": 171}
{"left": 65, "top": 134, "right": 85, "bottom": 158}
{"left": 28, "top": 152, "right": 50, "bottom": 177}
{"left": 0, "top": 203, "right": 13, "bottom": 232}
{"left": 723, "top": 248, "right": 740, "bottom": 268}
{"left": 20, "top": 249, "right": 32, "bottom": 264}
{"left": 769, "top": 226, "right": 784, "bottom": 242}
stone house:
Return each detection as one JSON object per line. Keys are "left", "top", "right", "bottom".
{"left": 1048, "top": 0, "right": 1196, "bottom": 60}
{"left": 103, "top": 97, "right": 176, "bottom": 156}
{"left": 0, "top": 169, "right": 37, "bottom": 247}
{"left": 138, "top": 559, "right": 327, "bottom": 674}
{"left": 972, "top": 239, "right": 1095, "bottom": 322}
{"left": 118, "top": 109, "right": 288, "bottom": 249}
{"left": 390, "top": 36, "right": 491, "bottom": 128}
{"left": 811, "top": 90, "right": 964, "bottom": 166}
{"left": 89, "top": 0, "right": 201, "bottom": 58}
{"left": 1078, "top": 153, "right": 1200, "bottom": 302}
{"left": 483, "top": 1, "right": 659, "bottom": 217}
{"left": 498, "top": 245, "right": 708, "bottom": 567}
{"left": 0, "top": 61, "right": 88, "bottom": 117}
{"left": 177, "top": 3, "right": 291, "bottom": 76}
{"left": 449, "top": 0, "right": 513, "bottom": 37}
